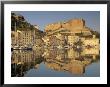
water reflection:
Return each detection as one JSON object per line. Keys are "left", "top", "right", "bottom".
{"left": 11, "top": 48, "right": 100, "bottom": 77}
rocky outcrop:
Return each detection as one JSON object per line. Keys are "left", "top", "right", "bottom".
{"left": 45, "top": 19, "right": 90, "bottom": 33}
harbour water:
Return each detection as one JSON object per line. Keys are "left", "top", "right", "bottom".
{"left": 11, "top": 48, "right": 100, "bottom": 77}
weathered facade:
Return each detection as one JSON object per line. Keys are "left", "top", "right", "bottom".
{"left": 11, "top": 30, "right": 35, "bottom": 48}
{"left": 11, "top": 29, "right": 43, "bottom": 49}
{"left": 43, "top": 18, "right": 99, "bottom": 49}
{"left": 45, "top": 19, "right": 92, "bottom": 35}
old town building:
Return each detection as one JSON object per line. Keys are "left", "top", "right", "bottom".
{"left": 43, "top": 18, "right": 99, "bottom": 49}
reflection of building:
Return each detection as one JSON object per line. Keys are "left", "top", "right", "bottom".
{"left": 11, "top": 50, "right": 36, "bottom": 64}
{"left": 43, "top": 47, "right": 100, "bottom": 75}
{"left": 11, "top": 46, "right": 100, "bottom": 76}
{"left": 63, "top": 61, "right": 85, "bottom": 74}
{"left": 45, "top": 58, "right": 85, "bottom": 75}
{"left": 67, "top": 48, "right": 80, "bottom": 59}
{"left": 11, "top": 50, "right": 44, "bottom": 77}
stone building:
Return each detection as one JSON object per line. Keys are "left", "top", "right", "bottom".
{"left": 82, "top": 35, "right": 100, "bottom": 49}
{"left": 67, "top": 36, "right": 80, "bottom": 46}
{"left": 45, "top": 19, "right": 92, "bottom": 35}
{"left": 11, "top": 26, "right": 44, "bottom": 49}
{"left": 11, "top": 31, "right": 19, "bottom": 47}
{"left": 11, "top": 30, "right": 36, "bottom": 48}
{"left": 44, "top": 18, "right": 97, "bottom": 48}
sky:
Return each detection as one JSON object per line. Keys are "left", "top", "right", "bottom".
{"left": 13, "top": 11, "right": 100, "bottom": 32}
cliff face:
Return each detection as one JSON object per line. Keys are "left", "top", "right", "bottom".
{"left": 62, "top": 19, "right": 85, "bottom": 31}
{"left": 45, "top": 19, "right": 86, "bottom": 32}
{"left": 45, "top": 22, "right": 62, "bottom": 32}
